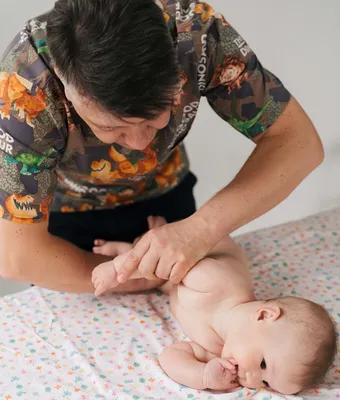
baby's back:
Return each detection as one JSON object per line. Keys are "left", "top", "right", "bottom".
{"left": 162, "top": 236, "right": 254, "bottom": 356}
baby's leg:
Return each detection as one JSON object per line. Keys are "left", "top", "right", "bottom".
{"left": 92, "top": 216, "right": 168, "bottom": 296}
{"left": 92, "top": 251, "right": 145, "bottom": 296}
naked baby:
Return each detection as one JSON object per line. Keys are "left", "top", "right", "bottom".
{"left": 92, "top": 216, "right": 337, "bottom": 395}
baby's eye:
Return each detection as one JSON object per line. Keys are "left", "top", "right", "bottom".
{"left": 263, "top": 380, "right": 269, "bottom": 387}
{"left": 260, "top": 359, "right": 267, "bottom": 370}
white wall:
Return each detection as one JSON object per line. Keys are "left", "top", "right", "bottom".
{"left": 0, "top": 0, "right": 339, "bottom": 295}
{"left": 187, "top": 0, "right": 340, "bottom": 235}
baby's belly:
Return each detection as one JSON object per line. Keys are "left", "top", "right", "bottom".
{"left": 169, "top": 285, "right": 224, "bottom": 356}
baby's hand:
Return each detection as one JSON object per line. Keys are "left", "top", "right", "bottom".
{"left": 92, "top": 260, "right": 120, "bottom": 296}
{"left": 203, "top": 358, "right": 239, "bottom": 391}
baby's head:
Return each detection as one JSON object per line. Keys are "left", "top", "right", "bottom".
{"left": 226, "top": 296, "right": 337, "bottom": 394}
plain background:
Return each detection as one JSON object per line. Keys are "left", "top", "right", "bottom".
{"left": 0, "top": 0, "right": 339, "bottom": 295}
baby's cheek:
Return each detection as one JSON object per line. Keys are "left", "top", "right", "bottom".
{"left": 234, "top": 351, "right": 256, "bottom": 372}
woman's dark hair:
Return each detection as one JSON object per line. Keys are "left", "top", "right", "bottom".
{"left": 47, "top": 0, "right": 180, "bottom": 118}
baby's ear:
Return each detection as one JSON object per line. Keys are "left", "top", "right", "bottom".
{"left": 256, "top": 305, "right": 281, "bottom": 322}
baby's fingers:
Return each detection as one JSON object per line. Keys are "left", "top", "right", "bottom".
{"left": 94, "top": 283, "right": 106, "bottom": 297}
{"left": 228, "top": 381, "right": 241, "bottom": 390}
{"left": 219, "top": 359, "right": 237, "bottom": 373}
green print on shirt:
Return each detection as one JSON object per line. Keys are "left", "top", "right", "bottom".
{"left": 229, "top": 100, "right": 271, "bottom": 138}
{"left": 6, "top": 148, "right": 55, "bottom": 175}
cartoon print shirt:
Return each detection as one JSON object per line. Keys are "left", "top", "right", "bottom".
{"left": 0, "top": 0, "right": 291, "bottom": 223}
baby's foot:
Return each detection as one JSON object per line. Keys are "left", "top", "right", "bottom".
{"left": 92, "top": 260, "right": 119, "bottom": 296}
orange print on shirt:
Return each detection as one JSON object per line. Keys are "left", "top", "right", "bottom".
{"left": 61, "top": 205, "right": 76, "bottom": 213}
{"left": 0, "top": 72, "right": 46, "bottom": 126}
{"left": 79, "top": 203, "right": 94, "bottom": 212}
{"left": 155, "top": 146, "right": 183, "bottom": 188}
{"left": 40, "top": 194, "right": 53, "bottom": 219}
{"left": 105, "top": 182, "right": 146, "bottom": 206}
{"left": 91, "top": 145, "right": 158, "bottom": 183}
{"left": 5, "top": 194, "right": 37, "bottom": 223}
{"left": 195, "top": 3, "right": 215, "bottom": 23}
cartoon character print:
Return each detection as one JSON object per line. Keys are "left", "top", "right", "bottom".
{"left": 61, "top": 206, "right": 75, "bottom": 213}
{"left": 109, "top": 146, "right": 140, "bottom": 177}
{"left": 79, "top": 203, "right": 94, "bottom": 212}
{"left": 105, "top": 181, "right": 146, "bottom": 206}
{"left": 0, "top": 4, "right": 292, "bottom": 220}
{"left": 5, "top": 148, "right": 55, "bottom": 176}
{"left": 228, "top": 100, "right": 272, "bottom": 138}
{"left": 172, "top": 71, "right": 188, "bottom": 115}
{"left": 90, "top": 159, "right": 118, "bottom": 183}
{"left": 5, "top": 194, "right": 37, "bottom": 223}
{"left": 133, "top": 146, "right": 158, "bottom": 174}
{"left": 212, "top": 56, "right": 249, "bottom": 94}
{"left": 90, "top": 145, "right": 158, "bottom": 183}
{"left": 155, "top": 146, "right": 183, "bottom": 188}
{"left": 0, "top": 72, "right": 46, "bottom": 127}
{"left": 194, "top": 2, "right": 215, "bottom": 23}
{"left": 4, "top": 193, "right": 52, "bottom": 223}
{"left": 65, "top": 190, "right": 82, "bottom": 199}
{"left": 28, "top": 19, "right": 47, "bottom": 34}
{"left": 35, "top": 38, "right": 48, "bottom": 55}
{"left": 39, "top": 194, "right": 53, "bottom": 218}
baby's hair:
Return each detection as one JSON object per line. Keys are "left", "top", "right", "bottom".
{"left": 265, "top": 296, "right": 338, "bottom": 390}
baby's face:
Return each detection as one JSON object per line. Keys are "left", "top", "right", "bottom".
{"left": 229, "top": 324, "right": 304, "bottom": 394}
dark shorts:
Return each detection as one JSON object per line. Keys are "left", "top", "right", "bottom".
{"left": 48, "top": 172, "right": 197, "bottom": 251}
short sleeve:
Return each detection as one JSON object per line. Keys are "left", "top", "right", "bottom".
{"left": 201, "top": 13, "right": 291, "bottom": 140}
{"left": 0, "top": 31, "right": 66, "bottom": 223}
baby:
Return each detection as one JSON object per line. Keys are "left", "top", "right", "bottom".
{"left": 92, "top": 216, "right": 337, "bottom": 395}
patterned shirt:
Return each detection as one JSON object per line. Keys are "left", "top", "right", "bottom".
{"left": 0, "top": 0, "right": 291, "bottom": 223}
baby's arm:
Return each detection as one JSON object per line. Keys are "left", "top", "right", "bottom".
{"left": 159, "top": 341, "right": 238, "bottom": 390}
